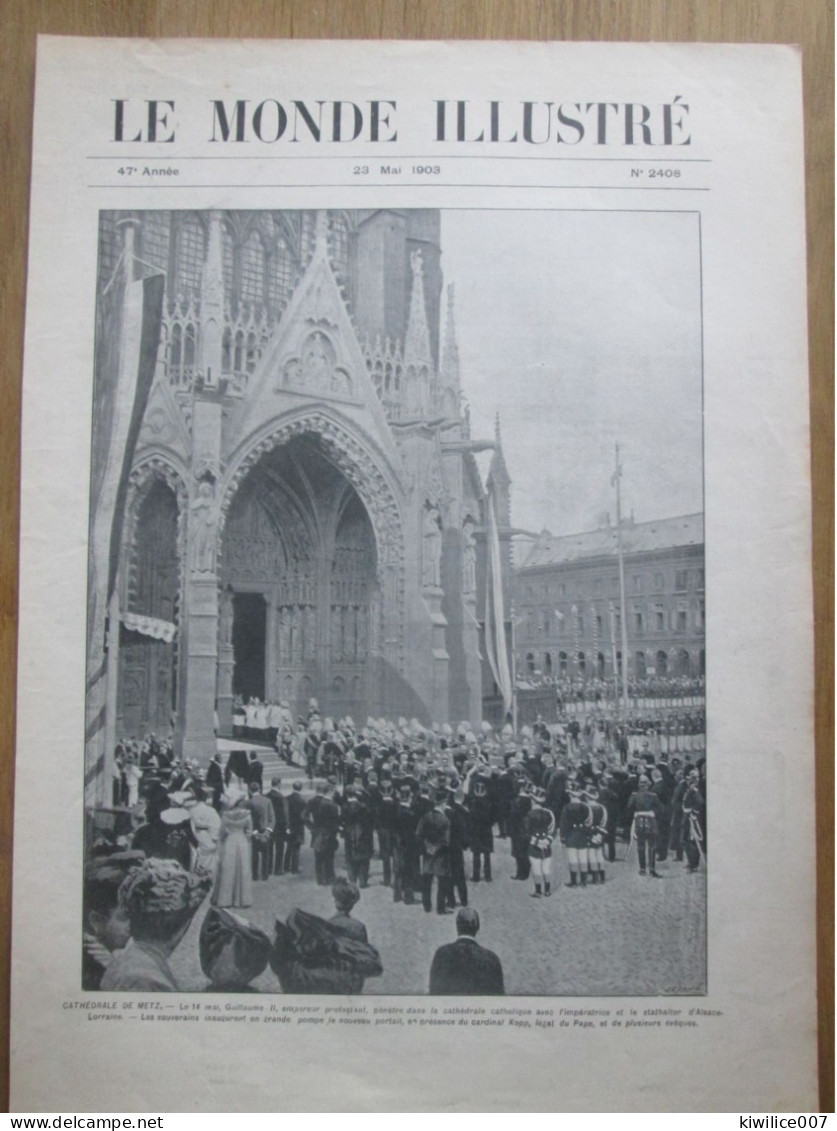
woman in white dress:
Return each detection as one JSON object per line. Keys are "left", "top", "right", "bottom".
{"left": 211, "top": 791, "right": 253, "bottom": 909}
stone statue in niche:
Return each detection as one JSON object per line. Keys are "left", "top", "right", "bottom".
{"left": 302, "top": 330, "right": 335, "bottom": 388}
{"left": 303, "top": 605, "right": 316, "bottom": 660}
{"left": 290, "top": 607, "right": 303, "bottom": 663}
{"left": 344, "top": 606, "right": 356, "bottom": 662}
{"left": 219, "top": 585, "right": 234, "bottom": 646}
{"left": 331, "top": 605, "right": 343, "bottom": 662}
{"left": 190, "top": 479, "right": 217, "bottom": 573}
{"left": 462, "top": 517, "right": 477, "bottom": 596}
{"left": 356, "top": 606, "right": 368, "bottom": 658}
{"left": 422, "top": 504, "right": 442, "bottom": 588}
{"left": 277, "top": 606, "right": 290, "bottom": 661}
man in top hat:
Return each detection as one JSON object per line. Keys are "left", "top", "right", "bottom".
{"left": 416, "top": 788, "right": 452, "bottom": 915}
{"left": 428, "top": 908, "right": 505, "bottom": 996}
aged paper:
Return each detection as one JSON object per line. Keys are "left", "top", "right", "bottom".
{"left": 10, "top": 37, "right": 815, "bottom": 1111}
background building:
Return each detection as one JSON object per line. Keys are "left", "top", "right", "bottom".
{"left": 87, "top": 208, "right": 512, "bottom": 789}
{"left": 514, "top": 512, "right": 705, "bottom": 688}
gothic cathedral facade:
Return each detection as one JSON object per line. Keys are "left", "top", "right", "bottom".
{"left": 96, "top": 209, "right": 512, "bottom": 764}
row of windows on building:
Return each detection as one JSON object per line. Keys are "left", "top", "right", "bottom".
{"left": 98, "top": 211, "right": 353, "bottom": 317}
{"left": 519, "top": 566, "right": 704, "bottom": 603}
{"left": 519, "top": 600, "right": 705, "bottom": 642}
{"left": 521, "top": 648, "right": 706, "bottom": 679}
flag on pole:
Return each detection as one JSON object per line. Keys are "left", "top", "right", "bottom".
{"left": 571, "top": 603, "right": 580, "bottom": 669}
{"left": 85, "top": 269, "right": 165, "bottom": 796}
{"left": 484, "top": 493, "right": 512, "bottom": 716}
{"left": 591, "top": 603, "right": 600, "bottom": 673}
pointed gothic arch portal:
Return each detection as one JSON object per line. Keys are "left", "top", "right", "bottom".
{"left": 117, "top": 477, "right": 181, "bottom": 738}
{"left": 219, "top": 433, "right": 381, "bottom": 724}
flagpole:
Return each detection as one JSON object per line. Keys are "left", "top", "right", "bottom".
{"left": 614, "top": 443, "right": 631, "bottom": 718}
{"left": 510, "top": 600, "right": 518, "bottom": 735}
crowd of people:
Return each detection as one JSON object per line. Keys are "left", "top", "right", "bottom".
{"left": 87, "top": 702, "right": 706, "bottom": 996}
{"left": 516, "top": 673, "right": 706, "bottom": 709}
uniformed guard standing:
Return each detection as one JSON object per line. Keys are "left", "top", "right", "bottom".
{"left": 559, "top": 786, "right": 592, "bottom": 888}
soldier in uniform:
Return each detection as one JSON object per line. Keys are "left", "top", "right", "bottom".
{"left": 559, "top": 785, "right": 592, "bottom": 888}
{"left": 681, "top": 769, "right": 705, "bottom": 872}
{"left": 583, "top": 786, "right": 608, "bottom": 884}
{"left": 467, "top": 773, "right": 495, "bottom": 882}
{"left": 626, "top": 774, "right": 662, "bottom": 877}
{"left": 524, "top": 786, "right": 556, "bottom": 898}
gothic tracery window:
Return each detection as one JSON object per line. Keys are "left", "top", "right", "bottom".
{"left": 174, "top": 215, "right": 205, "bottom": 297}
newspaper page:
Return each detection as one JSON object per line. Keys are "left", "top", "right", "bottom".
{"left": 11, "top": 37, "right": 816, "bottom": 1112}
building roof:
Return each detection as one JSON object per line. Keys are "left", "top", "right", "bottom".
{"left": 519, "top": 512, "right": 704, "bottom": 570}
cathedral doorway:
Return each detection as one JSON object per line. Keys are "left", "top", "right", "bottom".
{"left": 232, "top": 592, "right": 267, "bottom": 701}
{"left": 220, "top": 433, "right": 378, "bottom": 723}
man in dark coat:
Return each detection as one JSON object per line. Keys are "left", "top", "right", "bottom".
{"left": 283, "top": 780, "right": 306, "bottom": 874}
{"left": 429, "top": 908, "right": 504, "bottom": 995}
{"left": 392, "top": 784, "right": 419, "bottom": 904}
{"left": 445, "top": 788, "right": 471, "bottom": 907}
{"left": 247, "top": 781, "right": 275, "bottom": 882}
{"left": 416, "top": 789, "right": 452, "bottom": 914}
{"left": 305, "top": 782, "right": 340, "bottom": 885}
{"left": 341, "top": 786, "right": 374, "bottom": 888}
{"left": 374, "top": 778, "right": 398, "bottom": 887}
{"left": 205, "top": 753, "right": 224, "bottom": 812}
{"left": 246, "top": 751, "right": 264, "bottom": 793}
{"left": 266, "top": 777, "right": 288, "bottom": 876}
{"left": 508, "top": 785, "right": 532, "bottom": 881}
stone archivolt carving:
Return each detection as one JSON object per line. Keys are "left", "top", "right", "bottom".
{"left": 221, "top": 413, "right": 405, "bottom": 669}
{"left": 123, "top": 456, "right": 188, "bottom": 634}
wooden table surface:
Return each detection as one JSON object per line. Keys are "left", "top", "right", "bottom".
{"left": 0, "top": 0, "right": 832, "bottom": 1112}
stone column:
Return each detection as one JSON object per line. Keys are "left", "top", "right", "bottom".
{"left": 179, "top": 392, "right": 222, "bottom": 762}
{"left": 180, "top": 211, "right": 225, "bottom": 762}
{"left": 216, "top": 584, "right": 235, "bottom": 738}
